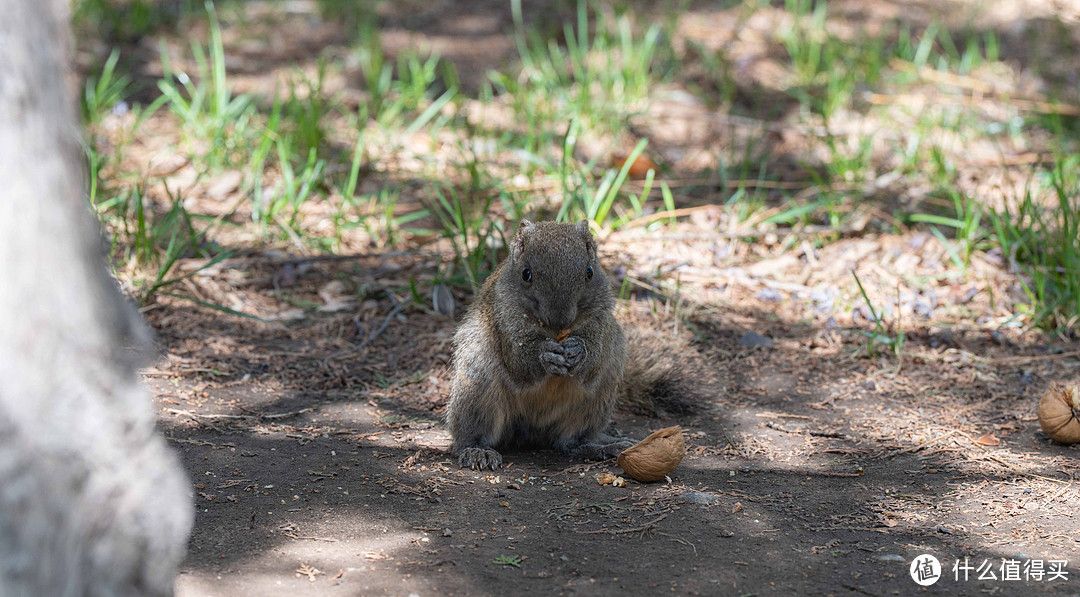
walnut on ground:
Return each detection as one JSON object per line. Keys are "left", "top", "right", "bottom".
{"left": 1038, "top": 383, "right": 1080, "bottom": 444}
{"left": 616, "top": 425, "right": 685, "bottom": 482}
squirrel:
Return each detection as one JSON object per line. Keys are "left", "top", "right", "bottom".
{"left": 446, "top": 219, "right": 689, "bottom": 470}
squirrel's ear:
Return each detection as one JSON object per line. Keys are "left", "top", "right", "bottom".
{"left": 575, "top": 220, "right": 595, "bottom": 253}
{"left": 511, "top": 219, "right": 535, "bottom": 260}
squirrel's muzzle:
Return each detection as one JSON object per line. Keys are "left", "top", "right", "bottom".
{"left": 539, "top": 303, "right": 577, "bottom": 333}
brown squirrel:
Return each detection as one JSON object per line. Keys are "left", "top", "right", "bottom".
{"left": 446, "top": 219, "right": 688, "bottom": 470}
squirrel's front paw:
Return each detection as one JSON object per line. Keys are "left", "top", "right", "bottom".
{"left": 540, "top": 337, "right": 586, "bottom": 377}
{"left": 457, "top": 447, "right": 503, "bottom": 470}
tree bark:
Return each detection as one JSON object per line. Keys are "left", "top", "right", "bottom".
{"left": 0, "top": 1, "right": 192, "bottom": 595}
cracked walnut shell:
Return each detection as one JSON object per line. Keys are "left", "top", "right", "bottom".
{"left": 1038, "top": 383, "right": 1080, "bottom": 444}
{"left": 616, "top": 425, "right": 685, "bottom": 482}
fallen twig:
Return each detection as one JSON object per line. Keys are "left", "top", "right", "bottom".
{"left": 896, "top": 429, "right": 958, "bottom": 454}
{"left": 580, "top": 513, "right": 669, "bottom": 535}
{"left": 164, "top": 408, "right": 246, "bottom": 420}
{"left": 166, "top": 409, "right": 227, "bottom": 433}
{"left": 322, "top": 300, "right": 409, "bottom": 366}
{"left": 984, "top": 350, "right": 1080, "bottom": 365}
{"left": 165, "top": 407, "right": 316, "bottom": 421}
{"left": 756, "top": 412, "right": 813, "bottom": 420}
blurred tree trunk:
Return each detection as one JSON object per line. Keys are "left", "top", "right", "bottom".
{"left": 0, "top": 1, "right": 192, "bottom": 595}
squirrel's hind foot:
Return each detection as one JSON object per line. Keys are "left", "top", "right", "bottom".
{"left": 567, "top": 437, "right": 636, "bottom": 461}
{"left": 457, "top": 447, "right": 503, "bottom": 470}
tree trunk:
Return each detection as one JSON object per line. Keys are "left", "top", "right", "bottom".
{"left": 0, "top": 1, "right": 192, "bottom": 595}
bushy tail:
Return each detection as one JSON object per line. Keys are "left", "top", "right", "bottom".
{"left": 617, "top": 324, "right": 708, "bottom": 417}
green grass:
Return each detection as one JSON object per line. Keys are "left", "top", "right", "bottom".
{"left": 493, "top": 554, "right": 522, "bottom": 568}
{"left": 156, "top": 1, "right": 254, "bottom": 171}
{"left": 493, "top": 0, "right": 664, "bottom": 133}
{"left": 852, "top": 271, "right": 904, "bottom": 359}
{"left": 81, "top": 49, "right": 131, "bottom": 128}
{"left": 990, "top": 154, "right": 1080, "bottom": 332}
{"left": 74, "top": 0, "right": 1080, "bottom": 334}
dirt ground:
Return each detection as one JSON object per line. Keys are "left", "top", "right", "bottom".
{"left": 142, "top": 238, "right": 1080, "bottom": 597}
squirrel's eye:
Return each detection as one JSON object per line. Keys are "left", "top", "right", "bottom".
{"left": 586, "top": 265, "right": 594, "bottom": 280}
{"left": 522, "top": 267, "right": 532, "bottom": 282}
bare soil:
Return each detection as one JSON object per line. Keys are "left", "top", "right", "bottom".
{"left": 146, "top": 243, "right": 1080, "bottom": 597}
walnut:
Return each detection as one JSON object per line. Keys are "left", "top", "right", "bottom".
{"left": 1038, "top": 383, "right": 1080, "bottom": 444}
{"left": 616, "top": 426, "right": 685, "bottom": 482}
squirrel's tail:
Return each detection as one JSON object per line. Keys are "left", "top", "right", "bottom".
{"left": 616, "top": 325, "right": 707, "bottom": 417}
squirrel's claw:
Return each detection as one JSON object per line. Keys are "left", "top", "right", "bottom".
{"left": 560, "top": 337, "right": 586, "bottom": 368}
{"left": 541, "top": 337, "right": 586, "bottom": 377}
{"left": 457, "top": 447, "right": 503, "bottom": 470}
{"left": 540, "top": 351, "right": 571, "bottom": 377}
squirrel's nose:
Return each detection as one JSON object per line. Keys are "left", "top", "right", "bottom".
{"left": 542, "top": 307, "right": 576, "bottom": 332}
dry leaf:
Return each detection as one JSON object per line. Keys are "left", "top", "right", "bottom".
{"left": 148, "top": 153, "right": 189, "bottom": 177}
{"left": 732, "top": 502, "right": 743, "bottom": 514}
{"left": 612, "top": 152, "right": 659, "bottom": 179}
{"left": 974, "top": 433, "right": 1000, "bottom": 446}
{"left": 317, "top": 280, "right": 356, "bottom": 313}
{"left": 882, "top": 518, "right": 898, "bottom": 528}
{"left": 205, "top": 169, "right": 243, "bottom": 200}
{"left": 596, "top": 473, "right": 617, "bottom": 485}
{"left": 296, "top": 563, "right": 321, "bottom": 582}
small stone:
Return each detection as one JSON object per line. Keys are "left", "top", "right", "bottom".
{"left": 507, "top": 482, "right": 521, "bottom": 490}
{"left": 678, "top": 491, "right": 720, "bottom": 505}
{"left": 432, "top": 283, "right": 455, "bottom": 315}
{"left": 877, "top": 554, "right": 905, "bottom": 562}
{"left": 442, "top": 528, "right": 453, "bottom": 537}
{"left": 755, "top": 288, "right": 783, "bottom": 303}
{"left": 738, "top": 331, "right": 773, "bottom": 349}
{"left": 913, "top": 300, "right": 933, "bottom": 317}
{"left": 810, "top": 287, "right": 838, "bottom": 315}
{"left": 148, "top": 153, "right": 189, "bottom": 177}
{"left": 205, "top": 169, "right": 243, "bottom": 200}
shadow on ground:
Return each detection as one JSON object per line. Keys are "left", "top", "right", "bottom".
{"left": 145, "top": 269, "right": 1080, "bottom": 596}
